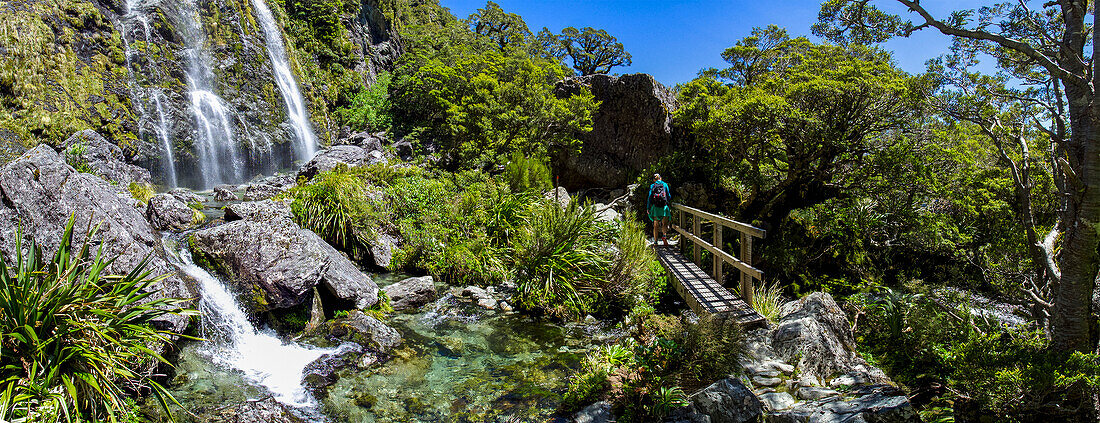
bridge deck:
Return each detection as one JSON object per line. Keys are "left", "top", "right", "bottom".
{"left": 654, "top": 245, "right": 766, "bottom": 328}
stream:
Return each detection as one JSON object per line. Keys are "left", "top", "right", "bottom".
{"left": 154, "top": 193, "right": 611, "bottom": 422}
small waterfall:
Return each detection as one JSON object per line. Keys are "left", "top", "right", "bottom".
{"left": 168, "top": 243, "right": 339, "bottom": 409}
{"left": 180, "top": 0, "right": 244, "bottom": 189}
{"left": 250, "top": 0, "right": 319, "bottom": 161}
{"left": 152, "top": 91, "right": 178, "bottom": 188}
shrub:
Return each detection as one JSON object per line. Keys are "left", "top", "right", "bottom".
{"left": 337, "top": 72, "right": 392, "bottom": 132}
{"left": 743, "top": 281, "right": 785, "bottom": 323}
{"left": 282, "top": 168, "right": 381, "bottom": 260}
{"left": 0, "top": 216, "right": 194, "bottom": 422}
{"left": 502, "top": 152, "right": 551, "bottom": 193}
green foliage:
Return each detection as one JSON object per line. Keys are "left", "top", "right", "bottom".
{"left": 282, "top": 167, "right": 381, "bottom": 261}
{"left": 744, "top": 281, "right": 785, "bottom": 322}
{"left": 501, "top": 152, "right": 551, "bottom": 193}
{"left": 563, "top": 315, "right": 746, "bottom": 422}
{"left": 65, "top": 142, "right": 92, "bottom": 174}
{"left": 540, "top": 26, "right": 632, "bottom": 76}
{"left": 127, "top": 182, "right": 155, "bottom": 207}
{"left": 337, "top": 72, "right": 393, "bottom": 132}
{"left": 855, "top": 288, "right": 1100, "bottom": 420}
{"left": 0, "top": 216, "right": 194, "bottom": 422}
{"left": 389, "top": 3, "right": 597, "bottom": 169}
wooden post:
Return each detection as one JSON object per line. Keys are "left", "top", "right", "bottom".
{"left": 713, "top": 223, "right": 723, "bottom": 283}
{"left": 741, "top": 232, "right": 753, "bottom": 307}
{"left": 693, "top": 214, "right": 701, "bottom": 265}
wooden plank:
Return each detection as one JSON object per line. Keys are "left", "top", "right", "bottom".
{"left": 692, "top": 214, "right": 701, "bottom": 265}
{"left": 671, "top": 224, "right": 764, "bottom": 280}
{"left": 672, "top": 203, "right": 766, "bottom": 239}
{"left": 655, "top": 246, "right": 765, "bottom": 327}
{"left": 713, "top": 224, "right": 723, "bottom": 284}
{"left": 741, "top": 232, "right": 754, "bottom": 308}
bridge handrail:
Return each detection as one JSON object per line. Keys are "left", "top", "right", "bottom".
{"left": 668, "top": 203, "right": 766, "bottom": 306}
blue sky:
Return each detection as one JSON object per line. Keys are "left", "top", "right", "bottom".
{"left": 439, "top": 0, "right": 990, "bottom": 87}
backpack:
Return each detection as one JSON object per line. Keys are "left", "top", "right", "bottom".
{"left": 650, "top": 183, "right": 668, "bottom": 207}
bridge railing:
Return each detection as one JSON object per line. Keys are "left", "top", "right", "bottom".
{"left": 669, "top": 203, "right": 766, "bottom": 306}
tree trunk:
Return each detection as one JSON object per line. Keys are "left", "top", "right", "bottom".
{"left": 1052, "top": 84, "right": 1100, "bottom": 353}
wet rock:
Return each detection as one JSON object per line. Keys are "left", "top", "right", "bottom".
{"left": 297, "top": 145, "right": 377, "bottom": 181}
{"left": 752, "top": 376, "right": 782, "bottom": 387}
{"left": 797, "top": 386, "right": 839, "bottom": 401}
{"left": 302, "top": 347, "right": 360, "bottom": 395}
{"left": 679, "top": 377, "right": 763, "bottom": 423}
{"left": 242, "top": 182, "right": 285, "bottom": 201}
{"left": 168, "top": 187, "right": 205, "bottom": 206}
{"left": 61, "top": 130, "right": 151, "bottom": 186}
{"left": 0, "top": 146, "right": 193, "bottom": 332}
{"left": 213, "top": 185, "right": 239, "bottom": 201}
{"left": 759, "top": 392, "right": 796, "bottom": 412}
{"left": 552, "top": 74, "right": 678, "bottom": 189}
{"left": 323, "top": 310, "right": 402, "bottom": 352}
{"left": 772, "top": 292, "right": 889, "bottom": 385}
{"left": 382, "top": 276, "right": 437, "bottom": 311}
{"left": 146, "top": 193, "right": 199, "bottom": 231}
{"left": 224, "top": 199, "right": 293, "bottom": 222}
{"left": 205, "top": 397, "right": 305, "bottom": 423}
{"left": 573, "top": 401, "right": 614, "bottom": 423}
{"left": 770, "top": 387, "right": 920, "bottom": 423}
{"left": 189, "top": 217, "right": 378, "bottom": 312}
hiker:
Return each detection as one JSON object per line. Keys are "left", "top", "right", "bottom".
{"left": 648, "top": 173, "right": 671, "bottom": 246}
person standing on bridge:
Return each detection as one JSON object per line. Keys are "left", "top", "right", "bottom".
{"left": 648, "top": 173, "right": 672, "bottom": 246}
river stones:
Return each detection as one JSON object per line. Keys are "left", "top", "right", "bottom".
{"left": 204, "top": 397, "right": 305, "bottom": 423}
{"left": 382, "top": 276, "right": 438, "bottom": 311}
{"left": 323, "top": 310, "right": 402, "bottom": 352}
{"left": 297, "top": 145, "right": 382, "bottom": 181}
{"left": 213, "top": 184, "right": 239, "bottom": 201}
{"left": 146, "top": 193, "right": 201, "bottom": 231}
{"left": 188, "top": 209, "right": 378, "bottom": 313}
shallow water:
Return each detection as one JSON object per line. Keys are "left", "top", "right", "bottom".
{"left": 161, "top": 272, "right": 603, "bottom": 422}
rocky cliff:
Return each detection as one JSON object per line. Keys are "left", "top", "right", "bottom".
{"left": 553, "top": 73, "right": 679, "bottom": 189}
{"left": 0, "top": 0, "right": 401, "bottom": 188}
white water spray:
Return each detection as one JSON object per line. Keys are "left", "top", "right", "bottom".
{"left": 169, "top": 244, "right": 341, "bottom": 408}
{"left": 250, "top": 0, "right": 319, "bottom": 161}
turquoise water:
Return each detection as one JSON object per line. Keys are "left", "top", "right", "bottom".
{"left": 160, "top": 273, "right": 607, "bottom": 422}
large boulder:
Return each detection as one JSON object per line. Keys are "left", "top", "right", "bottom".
{"left": 297, "top": 145, "right": 383, "bottom": 181}
{"left": 771, "top": 292, "right": 889, "bottom": 384}
{"left": 382, "top": 276, "right": 438, "bottom": 311}
{"left": 672, "top": 378, "right": 763, "bottom": 423}
{"left": 61, "top": 130, "right": 152, "bottom": 186}
{"left": 0, "top": 145, "right": 193, "bottom": 331}
{"left": 223, "top": 199, "right": 293, "bottom": 222}
{"left": 553, "top": 74, "right": 678, "bottom": 189}
{"left": 321, "top": 310, "right": 402, "bottom": 352}
{"left": 768, "top": 386, "right": 919, "bottom": 423}
{"left": 189, "top": 212, "right": 377, "bottom": 312}
{"left": 146, "top": 193, "right": 200, "bottom": 231}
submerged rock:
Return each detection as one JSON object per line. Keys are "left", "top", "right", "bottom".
{"left": 0, "top": 145, "right": 194, "bottom": 332}
{"left": 382, "top": 276, "right": 438, "bottom": 311}
{"left": 188, "top": 215, "right": 378, "bottom": 313}
{"left": 204, "top": 397, "right": 305, "bottom": 423}
{"left": 573, "top": 401, "right": 614, "bottom": 423}
{"left": 146, "top": 193, "right": 200, "bottom": 231}
{"left": 323, "top": 310, "right": 402, "bottom": 352}
{"left": 62, "top": 130, "right": 152, "bottom": 186}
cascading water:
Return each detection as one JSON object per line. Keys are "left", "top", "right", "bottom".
{"left": 179, "top": 0, "right": 244, "bottom": 189}
{"left": 152, "top": 90, "right": 178, "bottom": 188}
{"left": 250, "top": 0, "right": 319, "bottom": 161}
{"left": 121, "top": 0, "right": 179, "bottom": 187}
{"left": 166, "top": 241, "right": 344, "bottom": 409}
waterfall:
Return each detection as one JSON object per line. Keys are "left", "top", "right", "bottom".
{"left": 167, "top": 242, "right": 341, "bottom": 409}
{"left": 152, "top": 90, "right": 178, "bottom": 188}
{"left": 250, "top": 0, "right": 319, "bottom": 162}
{"left": 179, "top": 0, "right": 244, "bottom": 189}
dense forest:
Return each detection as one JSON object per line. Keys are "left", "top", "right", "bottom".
{"left": 1, "top": 0, "right": 1099, "bottom": 422}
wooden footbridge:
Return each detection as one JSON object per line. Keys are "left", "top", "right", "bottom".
{"left": 656, "top": 203, "right": 767, "bottom": 328}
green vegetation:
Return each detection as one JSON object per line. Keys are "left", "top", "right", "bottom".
{"left": 562, "top": 314, "right": 746, "bottom": 421}
{"left": 0, "top": 217, "right": 194, "bottom": 422}
{"left": 127, "top": 182, "right": 156, "bottom": 207}
{"left": 501, "top": 152, "right": 551, "bottom": 193}
{"left": 538, "top": 26, "right": 632, "bottom": 76}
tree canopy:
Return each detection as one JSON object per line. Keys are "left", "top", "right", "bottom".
{"left": 540, "top": 26, "right": 632, "bottom": 75}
